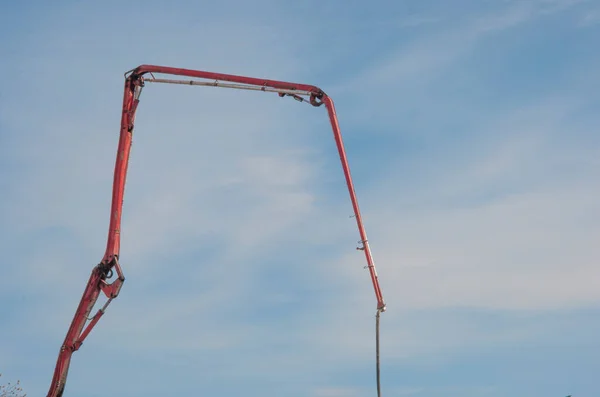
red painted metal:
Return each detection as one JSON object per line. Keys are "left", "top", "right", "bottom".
{"left": 323, "top": 96, "right": 385, "bottom": 311}
{"left": 46, "top": 65, "right": 385, "bottom": 397}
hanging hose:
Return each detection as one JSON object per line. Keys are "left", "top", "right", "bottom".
{"left": 376, "top": 309, "right": 382, "bottom": 397}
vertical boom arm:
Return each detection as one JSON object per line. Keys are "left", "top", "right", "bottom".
{"left": 46, "top": 65, "right": 385, "bottom": 397}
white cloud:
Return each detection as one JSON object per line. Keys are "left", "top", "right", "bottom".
{"left": 330, "top": 0, "right": 593, "bottom": 101}
{"left": 579, "top": 7, "right": 600, "bottom": 25}
{"left": 333, "top": 96, "right": 600, "bottom": 313}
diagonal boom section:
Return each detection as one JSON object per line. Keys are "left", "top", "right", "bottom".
{"left": 323, "top": 96, "right": 386, "bottom": 312}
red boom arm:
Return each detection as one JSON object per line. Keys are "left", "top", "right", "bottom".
{"left": 46, "top": 65, "right": 386, "bottom": 397}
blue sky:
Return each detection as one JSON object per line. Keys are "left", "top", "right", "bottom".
{"left": 1, "top": 0, "right": 600, "bottom": 396}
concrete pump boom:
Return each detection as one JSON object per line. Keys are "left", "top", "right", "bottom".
{"left": 46, "top": 65, "right": 386, "bottom": 397}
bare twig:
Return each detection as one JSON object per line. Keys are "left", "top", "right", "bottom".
{"left": 0, "top": 374, "right": 26, "bottom": 397}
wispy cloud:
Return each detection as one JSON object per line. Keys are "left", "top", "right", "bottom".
{"left": 579, "top": 6, "right": 600, "bottom": 25}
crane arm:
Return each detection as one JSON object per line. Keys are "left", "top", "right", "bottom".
{"left": 46, "top": 65, "right": 385, "bottom": 397}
